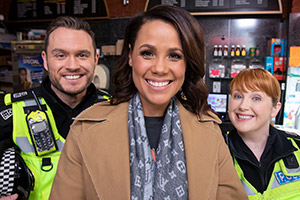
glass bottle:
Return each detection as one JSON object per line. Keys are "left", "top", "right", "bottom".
{"left": 218, "top": 45, "right": 223, "bottom": 56}
{"left": 223, "top": 45, "right": 228, "bottom": 57}
{"left": 241, "top": 45, "right": 246, "bottom": 56}
{"left": 255, "top": 45, "right": 260, "bottom": 56}
{"left": 235, "top": 45, "right": 241, "bottom": 56}
{"left": 213, "top": 45, "right": 218, "bottom": 56}
{"left": 230, "top": 45, "right": 235, "bottom": 57}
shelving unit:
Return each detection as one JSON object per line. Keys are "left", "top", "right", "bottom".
{"left": 0, "top": 48, "right": 13, "bottom": 93}
{"left": 208, "top": 56, "right": 265, "bottom": 80}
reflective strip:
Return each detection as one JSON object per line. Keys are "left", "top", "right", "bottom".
{"left": 286, "top": 166, "right": 300, "bottom": 174}
{"left": 241, "top": 179, "right": 256, "bottom": 196}
{"left": 98, "top": 95, "right": 110, "bottom": 101}
{"left": 16, "top": 137, "right": 64, "bottom": 154}
{"left": 16, "top": 137, "right": 35, "bottom": 153}
{"left": 24, "top": 99, "right": 41, "bottom": 107}
{"left": 56, "top": 140, "right": 64, "bottom": 151}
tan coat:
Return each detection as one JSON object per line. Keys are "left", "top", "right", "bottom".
{"left": 49, "top": 101, "right": 248, "bottom": 200}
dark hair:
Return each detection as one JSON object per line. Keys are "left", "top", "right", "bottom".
{"left": 111, "top": 5, "right": 210, "bottom": 116}
{"left": 44, "top": 16, "right": 96, "bottom": 55}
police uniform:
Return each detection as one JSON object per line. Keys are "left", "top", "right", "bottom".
{"left": 0, "top": 76, "right": 110, "bottom": 199}
{"left": 226, "top": 125, "right": 300, "bottom": 200}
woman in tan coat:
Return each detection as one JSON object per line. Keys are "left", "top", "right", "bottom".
{"left": 49, "top": 5, "right": 247, "bottom": 200}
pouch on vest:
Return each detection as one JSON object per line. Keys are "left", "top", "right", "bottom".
{"left": 26, "top": 91, "right": 57, "bottom": 156}
{"left": 284, "top": 153, "right": 299, "bottom": 169}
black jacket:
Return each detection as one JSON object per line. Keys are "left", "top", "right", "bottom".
{"left": 0, "top": 77, "right": 110, "bottom": 157}
{"left": 225, "top": 125, "right": 300, "bottom": 193}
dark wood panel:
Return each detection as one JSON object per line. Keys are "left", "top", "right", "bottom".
{"left": 8, "top": 0, "right": 109, "bottom": 22}
{"left": 146, "top": 0, "right": 282, "bottom": 15}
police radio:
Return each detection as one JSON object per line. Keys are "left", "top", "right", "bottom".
{"left": 26, "top": 91, "right": 57, "bottom": 156}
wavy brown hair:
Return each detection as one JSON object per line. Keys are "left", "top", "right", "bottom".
{"left": 111, "top": 5, "right": 211, "bottom": 116}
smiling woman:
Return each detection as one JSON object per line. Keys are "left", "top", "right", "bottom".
{"left": 226, "top": 68, "right": 300, "bottom": 199}
{"left": 128, "top": 19, "right": 186, "bottom": 116}
{"left": 49, "top": 5, "right": 248, "bottom": 200}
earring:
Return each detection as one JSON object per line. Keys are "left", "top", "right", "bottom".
{"left": 180, "top": 89, "right": 187, "bottom": 100}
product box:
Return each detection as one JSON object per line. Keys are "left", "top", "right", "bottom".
{"left": 209, "top": 59, "right": 226, "bottom": 78}
{"left": 265, "top": 56, "right": 274, "bottom": 74}
{"left": 289, "top": 46, "right": 300, "bottom": 67}
{"left": 269, "top": 38, "right": 286, "bottom": 57}
{"left": 273, "top": 57, "right": 286, "bottom": 80}
{"left": 101, "top": 45, "right": 116, "bottom": 56}
{"left": 115, "top": 39, "right": 124, "bottom": 56}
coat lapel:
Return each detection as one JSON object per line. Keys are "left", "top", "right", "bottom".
{"left": 178, "top": 102, "right": 221, "bottom": 199}
{"left": 77, "top": 102, "right": 131, "bottom": 199}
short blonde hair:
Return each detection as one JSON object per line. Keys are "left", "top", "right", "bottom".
{"left": 230, "top": 68, "right": 281, "bottom": 106}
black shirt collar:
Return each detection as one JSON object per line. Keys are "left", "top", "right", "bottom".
{"left": 228, "top": 125, "right": 297, "bottom": 163}
{"left": 41, "top": 76, "right": 97, "bottom": 111}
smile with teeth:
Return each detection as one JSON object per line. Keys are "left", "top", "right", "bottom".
{"left": 237, "top": 114, "right": 253, "bottom": 120}
{"left": 65, "top": 75, "right": 81, "bottom": 80}
{"left": 147, "top": 80, "right": 170, "bottom": 87}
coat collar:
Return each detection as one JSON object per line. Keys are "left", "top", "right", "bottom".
{"left": 75, "top": 100, "right": 222, "bottom": 199}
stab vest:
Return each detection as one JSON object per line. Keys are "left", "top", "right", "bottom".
{"left": 5, "top": 91, "right": 65, "bottom": 200}
{"left": 234, "top": 139, "right": 300, "bottom": 200}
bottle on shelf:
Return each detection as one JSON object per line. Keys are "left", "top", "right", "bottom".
{"left": 223, "top": 45, "right": 228, "bottom": 56}
{"left": 241, "top": 45, "right": 246, "bottom": 56}
{"left": 235, "top": 45, "right": 241, "bottom": 56}
{"left": 230, "top": 45, "right": 235, "bottom": 57}
{"left": 249, "top": 47, "right": 256, "bottom": 56}
{"left": 218, "top": 45, "right": 223, "bottom": 56}
{"left": 255, "top": 45, "right": 260, "bottom": 56}
{"left": 213, "top": 45, "right": 218, "bottom": 56}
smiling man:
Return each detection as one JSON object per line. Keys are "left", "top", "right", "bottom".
{"left": 0, "top": 16, "right": 110, "bottom": 200}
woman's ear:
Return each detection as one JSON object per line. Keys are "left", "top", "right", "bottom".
{"left": 128, "top": 44, "right": 133, "bottom": 67}
{"left": 271, "top": 102, "right": 282, "bottom": 118}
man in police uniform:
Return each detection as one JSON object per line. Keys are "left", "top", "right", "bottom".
{"left": 0, "top": 16, "right": 110, "bottom": 200}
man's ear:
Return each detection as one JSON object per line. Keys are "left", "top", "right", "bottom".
{"left": 128, "top": 44, "right": 132, "bottom": 67}
{"left": 271, "top": 101, "right": 282, "bottom": 118}
{"left": 41, "top": 51, "right": 48, "bottom": 71}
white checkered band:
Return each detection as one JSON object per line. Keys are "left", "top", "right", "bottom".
{"left": 0, "top": 108, "right": 12, "bottom": 121}
{"left": 0, "top": 147, "right": 16, "bottom": 197}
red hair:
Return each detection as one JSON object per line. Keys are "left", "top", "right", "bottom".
{"left": 230, "top": 68, "right": 281, "bottom": 106}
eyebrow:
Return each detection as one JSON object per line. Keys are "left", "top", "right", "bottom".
{"left": 50, "top": 48, "right": 92, "bottom": 56}
{"left": 139, "top": 44, "right": 183, "bottom": 53}
{"left": 51, "top": 48, "right": 66, "bottom": 55}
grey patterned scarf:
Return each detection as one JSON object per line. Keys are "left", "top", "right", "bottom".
{"left": 129, "top": 94, "right": 188, "bottom": 200}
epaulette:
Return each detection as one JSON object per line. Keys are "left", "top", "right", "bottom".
{"left": 96, "top": 89, "right": 111, "bottom": 102}
{"left": 285, "top": 131, "right": 300, "bottom": 140}
{"left": 4, "top": 88, "right": 42, "bottom": 106}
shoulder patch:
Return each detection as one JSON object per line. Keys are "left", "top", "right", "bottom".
{"left": 275, "top": 171, "right": 300, "bottom": 185}
{"left": 12, "top": 91, "right": 28, "bottom": 99}
{"left": 9, "top": 88, "right": 39, "bottom": 103}
{"left": 0, "top": 108, "right": 12, "bottom": 121}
